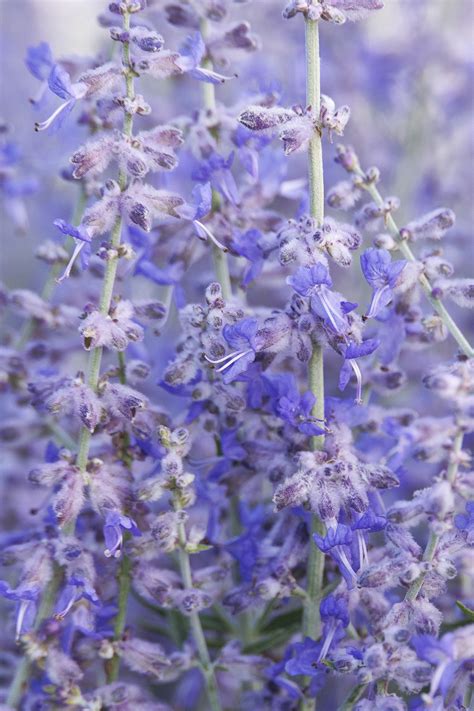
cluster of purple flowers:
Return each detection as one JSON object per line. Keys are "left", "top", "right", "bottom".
{"left": 0, "top": 1, "right": 473, "bottom": 710}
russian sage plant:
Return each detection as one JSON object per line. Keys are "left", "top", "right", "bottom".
{"left": 1, "top": 1, "right": 473, "bottom": 710}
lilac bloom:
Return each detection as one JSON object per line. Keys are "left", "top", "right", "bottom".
{"left": 55, "top": 575, "right": 100, "bottom": 619}
{"left": 0, "top": 581, "right": 40, "bottom": 640}
{"left": 313, "top": 524, "right": 358, "bottom": 588}
{"left": 455, "top": 500, "right": 474, "bottom": 545}
{"left": 360, "top": 247, "right": 407, "bottom": 318}
{"left": 208, "top": 428, "right": 246, "bottom": 480}
{"left": 191, "top": 182, "right": 228, "bottom": 251}
{"left": 103, "top": 511, "right": 141, "bottom": 558}
{"left": 192, "top": 151, "right": 240, "bottom": 206}
{"left": 179, "top": 33, "right": 234, "bottom": 84}
{"left": 231, "top": 228, "right": 265, "bottom": 286}
{"left": 412, "top": 630, "right": 474, "bottom": 705}
{"left": 34, "top": 64, "right": 86, "bottom": 133}
{"left": 206, "top": 318, "right": 259, "bottom": 383}
{"left": 225, "top": 504, "right": 265, "bottom": 580}
{"left": 135, "top": 259, "right": 185, "bottom": 307}
{"left": 338, "top": 338, "right": 379, "bottom": 403}
{"left": 287, "top": 263, "right": 354, "bottom": 335}
{"left": 54, "top": 218, "right": 93, "bottom": 283}
{"left": 232, "top": 124, "right": 271, "bottom": 180}
{"left": 25, "top": 42, "right": 54, "bottom": 105}
{"left": 317, "top": 593, "right": 350, "bottom": 661}
{"left": 285, "top": 637, "right": 321, "bottom": 677}
{"left": 263, "top": 373, "right": 324, "bottom": 436}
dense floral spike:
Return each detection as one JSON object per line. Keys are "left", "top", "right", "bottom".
{"left": 2, "top": 0, "right": 473, "bottom": 709}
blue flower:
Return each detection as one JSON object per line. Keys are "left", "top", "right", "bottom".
{"left": 34, "top": 64, "right": 84, "bottom": 133}
{"left": 53, "top": 218, "right": 92, "bottom": 283}
{"left": 317, "top": 593, "right": 350, "bottom": 661}
{"left": 192, "top": 151, "right": 239, "bottom": 206}
{"left": 338, "top": 338, "right": 379, "bottom": 403}
{"left": 263, "top": 373, "right": 324, "bottom": 436}
{"left": 179, "top": 33, "right": 234, "bottom": 84}
{"left": 360, "top": 248, "right": 406, "bottom": 318}
{"left": 206, "top": 318, "right": 259, "bottom": 383}
{"left": 231, "top": 228, "right": 265, "bottom": 286}
{"left": 313, "top": 524, "right": 358, "bottom": 588}
{"left": 287, "top": 263, "right": 355, "bottom": 335}
{"left": 25, "top": 42, "right": 54, "bottom": 106}
{"left": 103, "top": 511, "right": 141, "bottom": 558}
{"left": 455, "top": 500, "right": 474, "bottom": 545}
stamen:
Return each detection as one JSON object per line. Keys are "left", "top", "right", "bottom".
{"left": 16, "top": 600, "right": 30, "bottom": 640}
{"left": 366, "top": 284, "right": 390, "bottom": 319}
{"left": 216, "top": 349, "right": 252, "bottom": 373}
{"left": 349, "top": 359, "right": 363, "bottom": 404}
{"left": 56, "top": 240, "right": 85, "bottom": 284}
{"left": 205, "top": 350, "right": 240, "bottom": 365}
{"left": 194, "top": 220, "right": 228, "bottom": 252}
{"left": 317, "top": 620, "right": 336, "bottom": 662}
{"left": 318, "top": 286, "right": 347, "bottom": 333}
{"left": 34, "top": 99, "right": 72, "bottom": 132}
{"left": 337, "top": 547, "right": 358, "bottom": 584}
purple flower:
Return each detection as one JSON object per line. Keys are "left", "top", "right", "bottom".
{"left": 263, "top": 373, "right": 324, "bottom": 436}
{"left": 288, "top": 264, "right": 354, "bottom": 335}
{"left": 179, "top": 32, "right": 234, "bottom": 84}
{"left": 192, "top": 151, "right": 239, "bottom": 206}
{"left": 231, "top": 228, "right": 265, "bottom": 286}
{"left": 360, "top": 248, "right": 407, "bottom": 318}
{"left": 338, "top": 338, "right": 379, "bottom": 403}
{"left": 206, "top": 318, "right": 259, "bottom": 382}
{"left": 103, "top": 511, "right": 141, "bottom": 558}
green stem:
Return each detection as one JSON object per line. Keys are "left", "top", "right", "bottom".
{"left": 200, "top": 20, "right": 232, "bottom": 302}
{"left": 7, "top": 13, "right": 135, "bottom": 708}
{"left": 6, "top": 565, "right": 62, "bottom": 707}
{"left": 301, "top": 19, "right": 325, "bottom": 711}
{"left": 360, "top": 179, "right": 474, "bottom": 358}
{"left": 177, "top": 523, "right": 222, "bottom": 711}
{"left": 106, "top": 552, "right": 132, "bottom": 682}
{"left": 405, "top": 429, "right": 464, "bottom": 601}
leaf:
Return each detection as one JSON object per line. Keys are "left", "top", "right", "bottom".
{"left": 260, "top": 606, "right": 302, "bottom": 634}
{"left": 456, "top": 600, "right": 474, "bottom": 621}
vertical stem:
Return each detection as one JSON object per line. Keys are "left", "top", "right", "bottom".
{"left": 301, "top": 19, "right": 325, "bottom": 711}
{"left": 200, "top": 20, "right": 232, "bottom": 302}
{"left": 405, "top": 429, "right": 464, "bottom": 601}
{"left": 7, "top": 13, "right": 135, "bottom": 708}
{"left": 177, "top": 523, "right": 222, "bottom": 711}
{"left": 360, "top": 180, "right": 473, "bottom": 358}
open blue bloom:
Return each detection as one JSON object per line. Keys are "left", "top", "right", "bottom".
{"left": 55, "top": 574, "right": 100, "bottom": 619}
{"left": 0, "top": 581, "right": 40, "bottom": 639}
{"left": 103, "top": 511, "right": 141, "bottom": 558}
{"left": 360, "top": 248, "right": 406, "bottom": 318}
{"left": 339, "top": 338, "right": 379, "bottom": 403}
{"left": 206, "top": 318, "right": 259, "bottom": 383}
{"left": 225, "top": 504, "right": 265, "bottom": 580}
{"left": 263, "top": 373, "right": 324, "bottom": 436}
{"left": 285, "top": 637, "right": 322, "bottom": 677}
{"left": 412, "top": 630, "right": 474, "bottom": 705}
{"left": 135, "top": 258, "right": 185, "bottom": 307}
{"left": 232, "top": 124, "right": 271, "bottom": 180}
{"left": 208, "top": 428, "right": 247, "bottom": 480}
{"left": 313, "top": 524, "right": 358, "bottom": 588}
{"left": 192, "top": 151, "right": 239, "bottom": 206}
{"left": 25, "top": 42, "right": 54, "bottom": 106}
{"left": 317, "top": 593, "right": 350, "bottom": 662}
{"left": 54, "top": 218, "right": 92, "bottom": 283}
{"left": 288, "top": 263, "right": 355, "bottom": 335}
{"left": 34, "top": 64, "right": 86, "bottom": 132}
{"left": 179, "top": 33, "right": 234, "bottom": 84}
{"left": 455, "top": 500, "right": 474, "bottom": 545}
{"left": 231, "top": 228, "right": 265, "bottom": 286}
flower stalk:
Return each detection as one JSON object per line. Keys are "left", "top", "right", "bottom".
{"left": 357, "top": 174, "right": 474, "bottom": 358}
{"left": 7, "top": 10, "right": 135, "bottom": 705}
{"left": 301, "top": 17, "right": 326, "bottom": 711}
